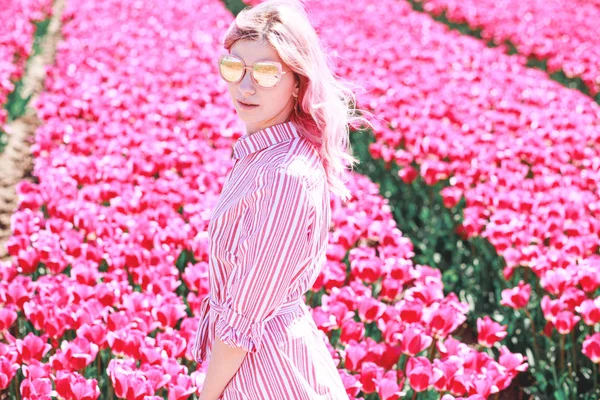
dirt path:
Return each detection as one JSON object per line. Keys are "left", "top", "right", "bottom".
{"left": 0, "top": 0, "right": 65, "bottom": 261}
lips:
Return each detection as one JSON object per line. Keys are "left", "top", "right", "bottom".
{"left": 238, "top": 100, "right": 258, "bottom": 106}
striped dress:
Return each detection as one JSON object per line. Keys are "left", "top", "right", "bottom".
{"left": 190, "top": 120, "right": 349, "bottom": 399}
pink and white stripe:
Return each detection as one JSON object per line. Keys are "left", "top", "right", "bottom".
{"left": 191, "top": 120, "right": 347, "bottom": 399}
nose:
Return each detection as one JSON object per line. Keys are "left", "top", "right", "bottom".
{"left": 238, "top": 68, "right": 256, "bottom": 96}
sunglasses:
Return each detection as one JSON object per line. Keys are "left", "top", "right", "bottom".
{"left": 217, "top": 54, "right": 289, "bottom": 88}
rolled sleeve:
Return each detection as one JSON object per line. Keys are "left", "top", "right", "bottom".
{"left": 213, "top": 167, "right": 314, "bottom": 353}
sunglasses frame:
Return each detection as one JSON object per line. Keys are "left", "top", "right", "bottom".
{"left": 217, "top": 54, "right": 289, "bottom": 88}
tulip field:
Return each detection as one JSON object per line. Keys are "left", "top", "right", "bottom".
{"left": 0, "top": 0, "right": 599, "bottom": 399}
{"left": 0, "top": 0, "right": 52, "bottom": 151}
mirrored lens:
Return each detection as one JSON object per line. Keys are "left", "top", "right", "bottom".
{"left": 219, "top": 56, "right": 244, "bottom": 82}
{"left": 253, "top": 62, "right": 280, "bottom": 87}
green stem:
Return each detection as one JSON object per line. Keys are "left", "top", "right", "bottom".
{"left": 524, "top": 308, "right": 540, "bottom": 361}
{"left": 398, "top": 353, "right": 407, "bottom": 371}
{"left": 13, "top": 372, "right": 20, "bottom": 400}
{"left": 411, "top": 390, "right": 417, "bottom": 400}
{"left": 560, "top": 334, "right": 565, "bottom": 374}
{"left": 97, "top": 351, "right": 102, "bottom": 380}
{"left": 570, "top": 330, "right": 577, "bottom": 378}
{"left": 594, "top": 362, "right": 598, "bottom": 395}
{"left": 427, "top": 338, "right": 437, "bottom": 362}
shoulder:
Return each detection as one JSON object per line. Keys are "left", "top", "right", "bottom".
{"left": 278, "top": 136, "right": 325, "bottom": 189}
{"left": 250, "top": 136, "right": 325, "bottom": 191}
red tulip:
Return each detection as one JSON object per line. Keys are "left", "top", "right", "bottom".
{"left": 398, "top": 166, "right": 418, "bottom": 184}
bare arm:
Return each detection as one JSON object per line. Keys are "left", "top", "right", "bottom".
{"left": 198, "top": 336, "right": 248, "bottom": 400}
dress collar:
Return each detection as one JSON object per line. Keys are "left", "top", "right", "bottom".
{"left": 232, "top": 120, "right": 302, "bottom": 160}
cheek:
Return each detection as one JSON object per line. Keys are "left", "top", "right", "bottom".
{"left": 227, "top": 84, "right": 237, "bottom": 97}
{"left": 264, "top": 85, "right": 294, "bottom": 107}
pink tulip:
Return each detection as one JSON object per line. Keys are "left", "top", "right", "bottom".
{"left": 582, "top": 333, "right": 600, "bottom": 364}
{"left": 379, "top": 343, "right": 402, "bottom": 371}
{"left": 399, "top": 325, "right": 433, "bottom": 356}
{"left": 15, "top": 333, "right": 51, "bottom": 365}
{"left": 406, "top": 356, "right": 443, "bottom": 392}
{"left": 426, "top": 303, "right": 466, "bottom": 339}
{"left": 540, "top": 268, "right": 572, "bottom": 296}
{"left": 575, "top": 297, "right": 600, "bottom": 326}
{"left": 375, "top": 370, "right": 404, "bottom": 400}
{"left": 431, "top": 357, "right": 461, "bottom": 392}
{"left": 498, "top": 346, "right": 528, "bottom": 374}
{"left": 0, "top": 308, "right": 18, "bottom": 331}
{"left": 0, "top": 356, "right": 19, "bottom": 390}
{"left": 339, "top": 369, "right": 362, "bottom": 398}
{"left": 352, "top": 256, "right": 383, "bottom": 283}
{"left": 499, "top": 280, "right": 530, "bottom": 309}
{"left": 108, "top": 359, "right": 155, "bottom": 400}
{"left": 344, "top": 340, "right": 368, "bottom": 372}
{"left": 554, "top": 311, "right": 580, "bottom": 334}
{"left": 357, "top": 296, "right": 386, "bottom": 323}
{"left": 441, "top": 186, "right": 463, "bottom": 209}
{"left": 167, "top": 374, "right": 196, "bottom": 400}
{"left": 50, "top": 337, "right": 99, "bottom": 371}
{"left": 578, "top": 263, "right": 600, "bottom": 293}
{"left": 380, "top": 276, "right": 402, "bottom": 301}
{"left": 398, "top": 299, "right": 424, "bottom": 323}
{"left": 20, "top": 377, "right": 53, "bottom": 399}
{"left": 340, "top": 318, "right": 365, "bottom": 344}
{"left": 476, "top": 316, "right": 507, "bottom": 348}
{"left": 359, "top": 361, "right": 384, "bottom": 394}
{"left": 54, "top": 370, "right": 100, "bottom": 400}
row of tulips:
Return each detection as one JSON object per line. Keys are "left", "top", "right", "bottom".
{"left": 413, "top": 0, "right": 600, "bottom": 98}
{"left": 2, "top": 0, "right": 238, "bottom": 397}
{"left": 245, "top": 0, "right": 600, "bottom": 396}
{"left": 0, "top": 0, "right": 527, "bottom": 399}
{"left": 0, "top": 0, "right": 52, "bottom": 135}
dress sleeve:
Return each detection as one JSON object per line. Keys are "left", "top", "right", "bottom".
{"left": 213, "top": 167, "right": 314, "bottom": 353}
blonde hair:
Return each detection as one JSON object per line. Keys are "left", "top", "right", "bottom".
{"left": 223, "top": 0, "right": 376, "bottom": 202}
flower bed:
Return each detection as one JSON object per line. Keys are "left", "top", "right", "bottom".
{"left": 0, "top": 0, "right": 525, "bottom": 399}
{"left": 413, "top": 0, "right": 600, "bottom": 98}
{"left": 0, "top": 0, "right": 52, "bottom": 138}
{"left": 284, "top": 0, "right": 599, "bottom": 396}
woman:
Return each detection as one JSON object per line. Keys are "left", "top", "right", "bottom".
{"left": 190, "top": 0, "right": 373, "bottom": 398}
